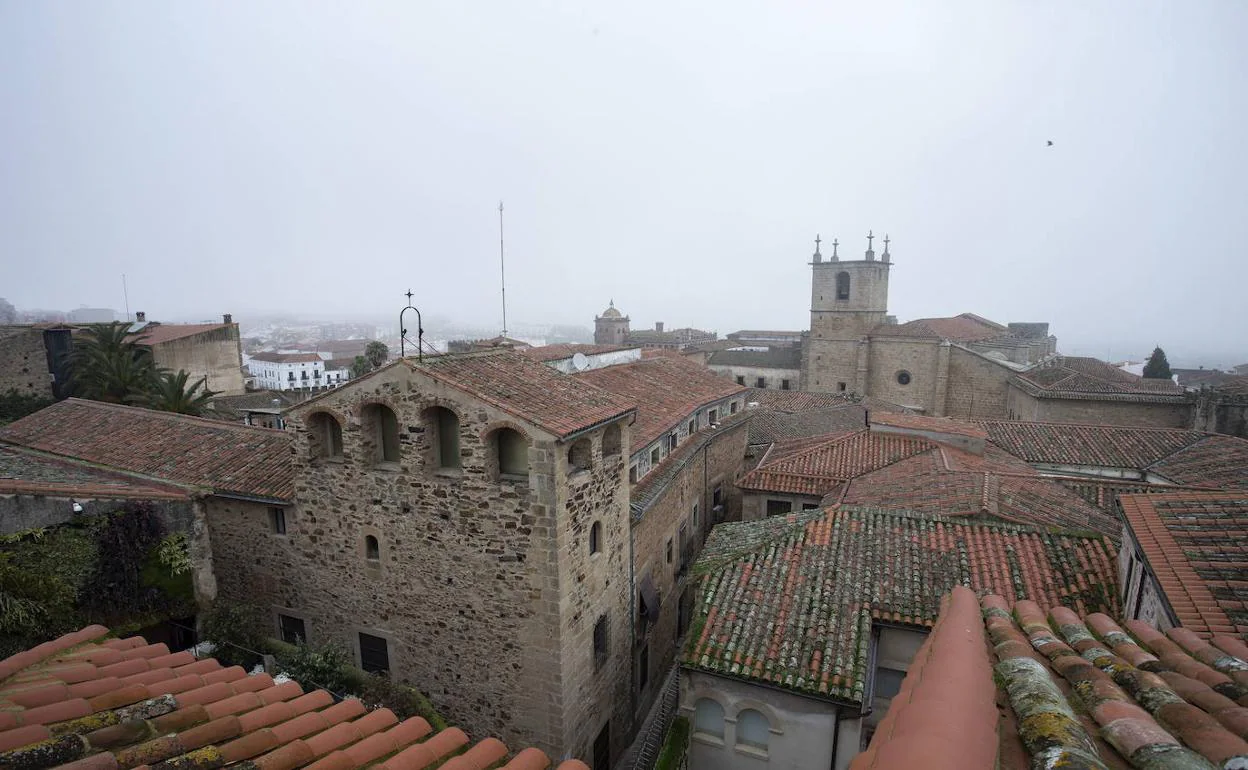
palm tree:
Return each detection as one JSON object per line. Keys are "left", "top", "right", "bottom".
{"left": 365, "top": 341, "right": 389, "bottom": 369}
{"left": 67, "top": 322, "right": 158, "bottom": 404}
{"left": 145, "top": 370, "right": 215, "bottom": 416}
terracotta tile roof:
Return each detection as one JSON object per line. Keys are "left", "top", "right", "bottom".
{"left": 1120, "top": 491, "right": 1248, "bottom": 636}
{"left": 977, "top": 420, "right": 1248, "bottom": 489}
{"left": 684, "top": 507, "right": 1119, "bottom": 705}
{"left": 746, "top": 406, "right": 870, "bottom": 447}
{"left": 871, "top": 313, "right": 1009, "bottom": 343}
{"left": 738, "top": 429, "right": 933, "bottom": 496}
{"left": 406, "top": 351, "right": 636, "bottom": 440}
{"left": 835, "top": 447, "right": 1123, "bottom": 539}
{"left": 249, "top": 352, "right": 324, "bottom": 364}
{"left": 977, "top": 419, "right": 1206, "bottom": 468}
{"left": 1013, "top": 356, "right": 1189, "bottom": 402}
{"left": 848, "top": 586, "right": 998, "bottom": 770}
{"left": 869, "top": 411, "right": 989, "bottom": 440}
{"left": 864, "top": 591, "right": 1248, "bottom": 768}
{"left": 0, "top": 399, "right": 295, "bottom": 501}
{"left": 203, "top": 391, "right": 301, "bottom": 423}
{"left": 630, "top": 412, "right": 751, "bottom": 520}
{"left": 0, "top": 445, "right": 189, "bottom": 501}
{"left": 132, "top": 323, "right": 234, "bottom": 346}
{"left": 1147, "top": 435, "right": 1248, "bottom": 489}
{"left": 571, "top": 355, "right": 745, "bottom": 448}
{"left": 743, "top": 389, "right": 860, "bottom": 412}
{"left": 518, "top": 344, "right": 632, "bottom": 363}
{"left": 706, "top": 347, "right": 802, "bottom": 369}
{"left": 0, "top": 626, "right": 588, "bottom": 770}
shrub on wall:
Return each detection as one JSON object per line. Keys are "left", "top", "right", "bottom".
{"left": 0, "top": 389, "right": 54, "bottom": 425}
{"left": 0, "top": 503, "right": 194, "bottom": 657}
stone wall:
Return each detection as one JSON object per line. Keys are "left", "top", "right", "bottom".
{"left": 149, "top": 326, "right": 245, "bottom": 396}
{"left": 1006, "top": 385, "right": 1193, "bottom": 428}
{"left": 208, "top": 363, "right": 633, "bottom": 764}
{"left": 943, "top": 346, "right": 1014, "bottom": 420}
{"left": 0, "top": 327, "right": 54, "bottom": 398}
{"left": 866, "top": 338, "right": 942, "bottom": 413}
{"left": 629, "top": 422, "right": 747, "bottom": 718}
{"left": 802, "top": 338, "right": 867, "bottom": 394}
{"left": 0, "top": 494, "right": 194, "bottom": 535}
{"left": 707, "top": 364, "right": 800, "bottom": 391}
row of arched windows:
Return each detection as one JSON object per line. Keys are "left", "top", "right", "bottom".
{"left": 306, "top": 405, "right": 528, "bottom": 477}
{"left": 567, "top": 423, "right": 623, "bottom": 473}
{"left": 693, "top": 699, "right": 771, "bottom": 751}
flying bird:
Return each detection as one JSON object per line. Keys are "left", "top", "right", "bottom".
{"left": 1047, "top": 140, "right": 1054, "bottom": 147}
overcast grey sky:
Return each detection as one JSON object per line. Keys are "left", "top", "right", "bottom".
{"left": 2, "top": 1, "right": 1245, "bottom": 363}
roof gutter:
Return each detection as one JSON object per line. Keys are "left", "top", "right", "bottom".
{"left": 681, "top": 663, "right": 862, "bottom": 711}
{"left": 558, "top": 408, "right": 638, "bottom": 444}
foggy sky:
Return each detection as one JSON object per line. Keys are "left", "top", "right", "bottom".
{"left": 3, "top": 1, "right": 1246, "bottom": 365}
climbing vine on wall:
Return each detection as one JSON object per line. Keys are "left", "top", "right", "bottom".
{"left": 0, "top": 502, "right": 195, "bottom": 657}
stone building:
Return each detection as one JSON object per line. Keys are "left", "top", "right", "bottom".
{"left": 257, "top": 350, "right": 637, "bottom": 767}
{"left": 1005, "top": 355, "right": 1192, "bottom": 427}
{"left": 132, "top": 313, "right": 246, "bottom": 396}
{"left": 0, "top": 324, "right": 74, "bottom": 399}
{"left": 706, "top": 346, "right": 801, "bottom": 391}
{"left": 0, "top": 397, "right": 296, "bottom": 608}
{"left": 796, "top": 234, "right": 1057, "bottom": 419}
{"left": 593, "top": 301, "right": 716, "bottom": 351}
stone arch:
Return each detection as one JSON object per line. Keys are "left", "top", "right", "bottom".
{"left": 307, "top": 410, "right": 344, "bottom": 460}
{"left": 836, "top": 271, "right": 850, "bottom": 300}
{"left": 422, "top": 405, "right": 462, "bottom": 470}
{"left": 568, "top": 437, "right": 592, "bottom": 473}
{"left": 693, "top": 697, "right": 726, "bottom": 739}
{"left": 360, "top": 402, "right": 400, "bottom": 464}
{"left": 488, "top": 426, "right": 530, "bottom": 478}
{"left": 602, "top": 423, "right": 623, "bottom": 458}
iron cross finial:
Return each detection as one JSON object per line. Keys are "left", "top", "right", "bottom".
{"left": 867, "top": 230, "right": 874, "bottom": 249}
{"left": 832, "top": 238, "right": 839, "bottom": 257}
{"left": 815, "top": 234, "right": 822, "bottom": 250}
{"left": 405, "top": 289, "right": 414, "bottom": 304}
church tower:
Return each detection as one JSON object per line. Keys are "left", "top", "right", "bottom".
{"left": 594, "top": 300, "right": 630, "bottom": 345}
{"left": 800, "top": 232, "right": 892, "bottom": 393}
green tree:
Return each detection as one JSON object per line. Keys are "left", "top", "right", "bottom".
{"left": 0, "top": 389, "right": 53, "bottom": 425}
{"left": 144, "top": 370, "right": 216, "bottom": 416}
{"left": 350, "top": 355, "right": 373, "bottom": 378}
{"left": 67, "top": 322, "right": 159, "bottom": 404}
{"left": 1142, "top": 347, "right": 1173, "bottom": 380}
{"left": 365, "top": 341, "right": 389, "bottom": 369}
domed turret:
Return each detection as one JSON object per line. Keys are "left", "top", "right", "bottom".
{"left": 595, "top": 300, "right": 630, "bottom": 344}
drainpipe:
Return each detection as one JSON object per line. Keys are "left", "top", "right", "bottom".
{"left": 829, "top": 708, "right": 841, "bottom": 770}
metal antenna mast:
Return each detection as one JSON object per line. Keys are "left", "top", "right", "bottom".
{"left": 499, "top": 201, "right": 508, "bottom": 337}
{"left": 122, "top": 274, "right": 130, "bottom": 322}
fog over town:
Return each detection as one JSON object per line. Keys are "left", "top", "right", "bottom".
{"left": 3, "top": 1, "right": 1246, "bottom": 366}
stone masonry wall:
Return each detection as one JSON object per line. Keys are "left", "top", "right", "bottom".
{"left": 943, "top": 346, "right": 1013, "bottom": 420}
{"left": 208, "top": 363, "right": 633, "bottom": 764}
{"left": 629, "top": 422, "right": 747, "bottom": 719}
{"left": 1006, "top": 384, "right": 1193, "bottom": 428}
{"left": 149, "top": 326, "right": 245, "bottom": 396}
{"left": 866, "top": 338, "right": 941, "bottom": 412}
{"left": 0, "top": 327, "right": 53, "bottom": 398}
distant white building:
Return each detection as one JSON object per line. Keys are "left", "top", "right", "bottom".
{"left": 247, "top": 352, "right": 348, "bottom": 392}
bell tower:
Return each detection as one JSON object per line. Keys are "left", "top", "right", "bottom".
{"left": 594, "top": 300, "right": 631, "bottom": 345}
{"left": 801, "top": 232, "right": 892, "bottom": 393}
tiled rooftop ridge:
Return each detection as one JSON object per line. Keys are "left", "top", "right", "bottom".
{"left": 848, "top": 586, "right": 998, "bottom": 770}
{"left": 0, "top": 626, "right": 589, "bottom": 770}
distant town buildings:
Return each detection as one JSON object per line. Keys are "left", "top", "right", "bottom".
{"left": 593, "top": 302, "right": 717, "bottom": 351}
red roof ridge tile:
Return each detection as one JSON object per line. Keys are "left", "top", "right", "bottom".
{"left": 0, "top": 627, "right": 584, "bottom": 770}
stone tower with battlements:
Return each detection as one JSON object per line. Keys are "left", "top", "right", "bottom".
{"left": 800, "top": 232, "right": 893, "bottom": 393}
{"left": 594, "top": 300, "right": 631, "bottom": 345}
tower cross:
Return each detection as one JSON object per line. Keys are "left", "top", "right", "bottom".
{"left": 867, "top": 231, "right": 874, "bottom": 250}
{"left": 832, "top": 238, "right": 839, "bottom": 258}
{"left": 405, "top": 289, "right": 414, "bottom": 304}
{"left": 815, "top": 234, "right": 821, "bottom": 250}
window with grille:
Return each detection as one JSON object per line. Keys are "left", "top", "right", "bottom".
{"left": 359, "top": 633, "right": 389, "bottom": 673}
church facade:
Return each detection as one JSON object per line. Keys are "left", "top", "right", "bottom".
{"left": 798, "top": 233, "right": 1057, "bottom": 419}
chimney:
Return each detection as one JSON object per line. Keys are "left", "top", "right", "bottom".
{"left": 135, "top": 311, "right": 146, "bottom": 322}
{"left": 223, "top": 313, "right": 233, "bottom": 324}
{"left": 656, "top": 322, "right": 665, "bottom": 333}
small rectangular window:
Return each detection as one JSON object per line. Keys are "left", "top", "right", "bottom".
{"left": 359, "top": 632, "right": 390, "bottom": 673}
{"left": 875, "top": 667, "right": 906, "bottom": 700}
{"left": 692, "top": 502, "right": 700, "bottom": 530}
{"left": 838, "top": 382, "right": 847, "bottom": 392}
{"left": 756, "top": 377, "right": 766, "bottom": 388}
{"left": 269, "top": 507, "right": 286, "bottom": 535}
{"left": 802, "top": 503, "right": 819, "bottom": 510}
{"left": 730, "top": 401, "right": 739, "bottom": 414}
{"left": 713, "top": 486, "right": 723, "bottom": 507}
{"left": 669, "top": 433, "right": 678, "bottom": 451}
{"left": 651, "top": 446, "right": 661, "bottom": 465}
{"left": 666, "top": 539, "right": 673, "bottom": 563}
{"left": 629, "top": 465, "right": 638, "bottom": 483}
{"left": 766, "top": 499, "right": 793, "bottom": 516}
{"left": 708, "top": 409, "right": 718, "bottom": 423}
{"left": 638, "top": 644, "right": 650, "bottom": 692}
{"left": 278, "top": 614, "right": 306, "bottom": 645}
{"left": 593, "top": 615, "right": 609, "bottom": 670}
{"left": 688, "top": 420, "right": 695, "bottom": 434}
{"left": 736, "top": 376, "right": 745, "bottom": 385}
{"left": 781, "top": 379, "right": 791, "bottom": 390}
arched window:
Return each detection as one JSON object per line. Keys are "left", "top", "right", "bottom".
{"left": 736, "top": 709, "right": 770, "bottom": 751}
{"left": 590, "top": 521, "right": 602, "bottom": 555}
{"left": 424, "top": 406, "right": 461, "bottom": 470}
{"left": 693, "top": 699, "right": 725, "bottom": 740}
{"left": 365, "top": 535, "right": 380, "bottom": 561}
{"left": 836, "top": 271, "right": 850, "bottom": 300}
{"left": 361, "top": 404, "right": 400, "bottom": 464}
{"left": 308, "top": 412, "right": 343, "bottom": 460}
{"left": 602, "top": 423, "right": 622, "bottom": 458}
{"left": 569, "top": 438, "right": 591, "bottom": 473}
{"left": 494, "top": 428, "right": 529, "bottom": 478}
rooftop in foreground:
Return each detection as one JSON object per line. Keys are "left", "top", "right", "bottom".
{"left": 0, "top": 625, "right": 588, "bottom": 770}
{"left": 852, "top": 586, "right": 1248, "bottom": 769}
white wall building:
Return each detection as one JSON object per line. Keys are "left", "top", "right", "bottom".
{"left": 247, "top": 352, "right": 347, "bottom": 392}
